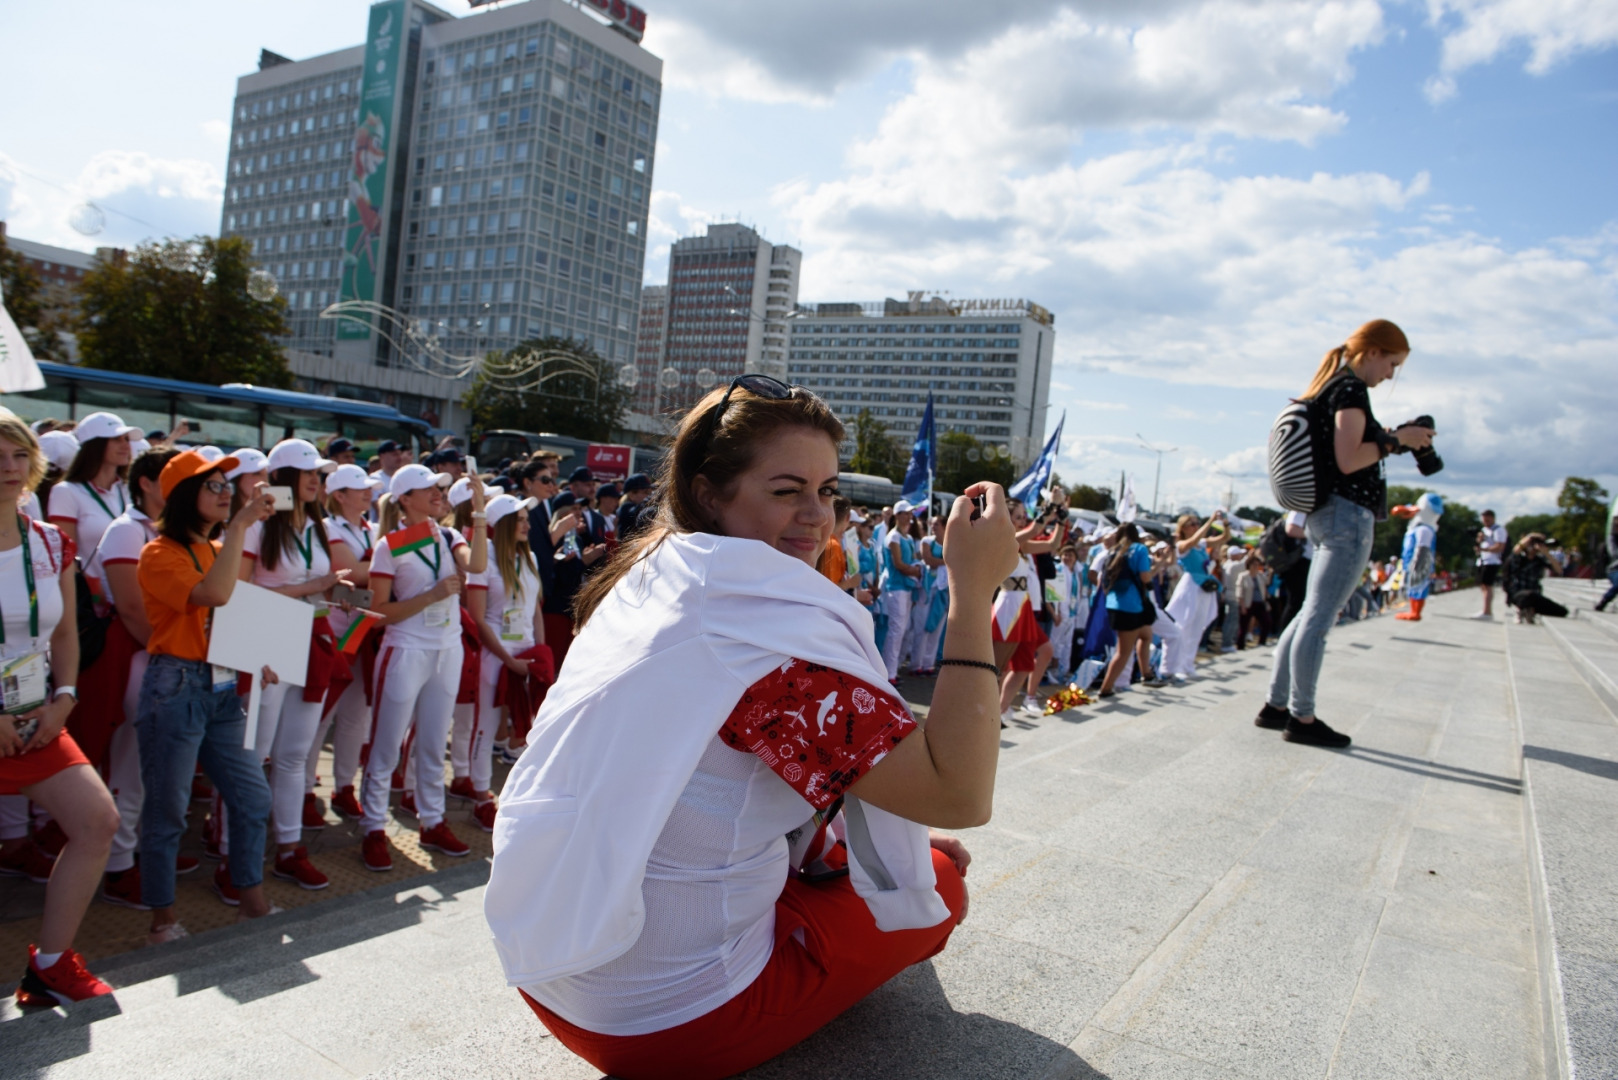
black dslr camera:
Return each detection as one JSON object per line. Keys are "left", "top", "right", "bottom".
{"left": 1397, "top": 415, "right": 1444, "bottom": 476}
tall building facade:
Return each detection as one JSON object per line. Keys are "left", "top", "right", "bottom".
{"left": 787, "top": 295, "right": 1056, "bottom": 465}
{"left": 630, "top": 282, "right": 667, "bottom": 413}
{"left": 219, "top": 0, "right": 661, "bottom": 430}
{"left": 638, "top": 223, "right": 799, "bottom": 415}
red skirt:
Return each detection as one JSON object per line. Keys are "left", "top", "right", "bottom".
{"left": 0, "top": 732, "right": 90, "bottom": 795}
{"left": 992, "top": 601, "right": 1048, "bottom": 672}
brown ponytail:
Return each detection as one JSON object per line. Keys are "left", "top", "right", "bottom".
{"left": 1300, "top": 319, "right": 1411, "bottom": 401}
{"left": 571, "top": 381, "right": 845, "bottom": 628}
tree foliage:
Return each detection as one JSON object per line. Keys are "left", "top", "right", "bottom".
{"left": 0, "top": 237, "right": 73, "bottom": 363}
{"left": 1555, "top": 476, "right": 1610, "bottom": 562}
{"left": 77, "top": 235, "right": 291, "bottom": 386}
{"left": 461, "top": 336, "right": 630, "bottom": 442}
{"left": 848, "top": 409, "right": 906, "bottom": 482}
{"left": 935, "top": 429, "right": 1015, "bottom": 493}
{"left": 1236, "top": 505, "right": 1282, "bottom": 526}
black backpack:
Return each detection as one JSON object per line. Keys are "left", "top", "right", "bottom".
{"left": 1267, "top": 375, "right": 1344, "bottom": 514}
{"left": 1258, "top": 518, "right": 1303, "bottom": 574}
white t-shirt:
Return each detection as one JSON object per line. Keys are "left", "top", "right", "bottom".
{"left": 243, "top": 518, "right": 332, "bottom": 598}
{"left": 324, "top": 515, "right": 376, "bottom": 563}
{"left": 369, "top": 525, "right": 466, "bottom": 649}
{"left": 48, "top": 479, "right": 131, "bottom": 557}
{"left": 467, "top": 557, "right": 542, "bottom": 649}
{"left": 1478, "top": 523, "right": 1508, "bottom": 566}
{"left": 86, "top": 508, "right": 157, "bottom": 610}
{"left": 0, "top": 521, "right": 70, "bottom": 664}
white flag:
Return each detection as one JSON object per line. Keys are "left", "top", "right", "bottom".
{"left": 1118, "top": 476, "right": 1138, "bottom": 523}
{"left": 0, "top": 284, "right": 46, "bottom": 394}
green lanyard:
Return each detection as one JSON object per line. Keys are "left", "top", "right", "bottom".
{"left": 0, "top": 518, "right": 39, "bottom": 646}
{"left": 290, "top": 522, "right": 315, "bottom": 570}
{"left": 80, "top": 481, "right": 126, "bottom": 522}
{"left": 412, "top": 535, "right": 442, "bottom": 581}
{"left": 337, "top": 518, "right": 372, "bottom": 560}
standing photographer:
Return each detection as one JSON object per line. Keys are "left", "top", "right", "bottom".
{"left": 1257, "top": 320, "right": 1434, "bottom": 747}
{"left": 1472, "top": 509, "right": 1508, "bottom": 620}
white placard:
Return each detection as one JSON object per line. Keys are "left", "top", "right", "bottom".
{"left": 207, "top": 580, "right": 314, "bottom": 748}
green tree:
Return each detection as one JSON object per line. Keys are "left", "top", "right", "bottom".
{"left": 0, "top": 236, "right": 73, "bottom": 363}
{"left": 1504, "top": 512, "right": 1557, "bottom": 545}
{"left": 848, "top": 409, "right": 906, "bottom": 481}
{"left": 461, "top": 336, "right": 629, "bottom": 442}
{"left": 1556, "top": 476, "right": 1610, "bottom": 563}
{"left": 1236, "top": 505, "right": 1282, "bottom": 526}
{"left": 935, "top": 429, "right": 1014, "bottom": 493}
{"left": 77, "top": 235, "right": 291, "bottom": 386}
{"left": 1371, "top": 485, "right": 1481, "bottom": 572}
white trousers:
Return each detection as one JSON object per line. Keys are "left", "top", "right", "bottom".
{"left": 1050, "top": 614, "right": 1075, "bottom": 676}
{"left": 451, "top": 702, "right": 475, "bottom": 781}
{"left": 880, "top": 590, "right": 914, "bottom": 680}
{"left": 908, "top": 592, "right": 943, "bottom": 672}
{"left": 221, "top": 677, "right": 324, "bottom": 849}
{"left": 106, "top": 649, "right": 150, "bottom": 872}
{"left": 362, "top": 642, "right": 463, "bottom": 832}
{"left": 1164, "top": 576, "right": 1218, "bottom": 677}
{"left": 308, "top": 678, "right": 369, "bottom": 794}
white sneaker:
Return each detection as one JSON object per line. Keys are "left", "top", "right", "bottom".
{"left": 147, "top": 922, "right": 190, "bottom": 947}
{"left": 1022, "top": 695, "right": 1044, "bottom": 715}
{"left": 1470, "top": 612, "right": 1494, "bottom": 620}
{"left": 1000, "top": 709, "right": 1015, "bottom": 728}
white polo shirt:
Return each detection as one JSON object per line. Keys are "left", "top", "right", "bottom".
{"left": 1478, "top": 523, "right": 1508, "bottom": 566}
{"left": 242, "top": 519, "right": 332, "bottom": 596}
{"left": 86, "top": 507, "right": 156, "bottom": 609}
{"left": 467, "top": 558, "right": 542, "bottom": 650}
{"left": 48, "top": 479, "right": 131, "bottom": 556}
{"left": 324, "top": 515, "right": 376, "bottom": 562}
{"left": 369, "top": 525, "right": 466, "bottom": 650}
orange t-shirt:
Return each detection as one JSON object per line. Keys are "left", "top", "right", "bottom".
{"left": 138, "top": 536, "right": 219, "bottom": 661}
{"left": 819, "top": 537, "right": 846, "bottom": 585}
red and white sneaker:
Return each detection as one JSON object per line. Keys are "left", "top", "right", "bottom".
{"left": 362, "top": 830, "right": 393, "bottom": 872}
{"left": 301, "top": 792, "right": 327, "bottom": 831}
{"left": 15, "top": 946, "right": 113, "bottom": 1007}
{"left": 472, "top": 800, "right": 497, "bottom": 834}
{"left": 0, "top": 842, "right": 55, "bottom": 883}
{"left": 100, "top": 867, "right": 151, "bottom": 910}
{"left": 272, "top": 846, "right": 329, "bottom": 890}
{"left": 399, "top": 790, "right": 418, "bottom": 818}
{"left": 390, "top": 766, "right": 406, "bottom": 793}
{"left": 419, "top": 822, "right": 470, "bottom": 857}
{"left": 330, "top": 784, "right": 362, "bottom": 819}
{"left": 176, "top": 854, "right": 201, "bottom": 876}
{"left": 448, "top": 776, "right": 478, "bottom": 805}
{"left": 213, "top": 861, "right": 240, "bottom": 906}
{"left": 32, "top": 820, "right": 67, "bottom": 859}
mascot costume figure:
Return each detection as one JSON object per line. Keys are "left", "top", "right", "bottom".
{"left": 1392, "top": 493, "right": 1443, "bottom": 621}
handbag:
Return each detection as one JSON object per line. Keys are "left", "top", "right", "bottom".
{"left": 1200, "top": 576, "right": 1221, "bottom": 593}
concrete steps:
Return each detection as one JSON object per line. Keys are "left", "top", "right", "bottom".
{"left": 1506, "top": 613, "right": 1618, "bottom": 1080}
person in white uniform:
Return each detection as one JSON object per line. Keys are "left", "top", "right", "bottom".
{"left": 360, "top": 464, "right": 486, "bottom": 872}
{"left": 47, "top": 411, "right": 136, "bottom": 554}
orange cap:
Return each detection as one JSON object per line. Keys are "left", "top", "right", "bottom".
{"left": 159, "top": 448, "right": 240, "bottom": 499}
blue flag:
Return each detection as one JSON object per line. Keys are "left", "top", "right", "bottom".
{"left": 900, "top": 391, "right": 936, "bottom": 508}
{"left": 1009, "top": 410, "right": 1065, "bottom": 507}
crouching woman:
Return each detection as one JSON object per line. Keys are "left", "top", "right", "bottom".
{"left": 485, "top": 377, "right": 1019, "bottom": 1080}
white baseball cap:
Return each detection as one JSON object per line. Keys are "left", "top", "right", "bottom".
{"left": 893, "top": 499, "right": 916, "bottom": 516}
{"left": 390, "top": 463, "right": 452, "bottom": 497}
{"left": 195, "top": 445, "right": 226, "bottom": 463}
{"left": 484, "top": 493, "right": 537, "bottom": 527}
{"left": 325, "top": 463, "right": 384, "bottom": 494}
{"left": 447, "top": 476, "right": 500, "bottom": 507}
{"left": 74, "top": 411, "right": 137, "bottom": 443}
{"left": 266, "top": 438, "right": 336, "bottom": 474}
{"left": 38, "top": 430, "right": 80, "bottom": 473}
{"left": 129, "top": 438, "right": 151, "bottom": 457}
{"left": 224, "top": 448, "right": 269, "bottom": 480}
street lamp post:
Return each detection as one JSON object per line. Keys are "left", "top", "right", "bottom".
{"left": 1136, "top": 434, "right": 1179, "bottom": 516}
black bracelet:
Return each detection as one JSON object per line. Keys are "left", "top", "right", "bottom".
{"left": 939, "top": 657, "right": 1000, "bottom": 675}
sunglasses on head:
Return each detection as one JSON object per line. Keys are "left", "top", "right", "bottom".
{"left": 687, "top": 373, "right": 796, "bottom": 464}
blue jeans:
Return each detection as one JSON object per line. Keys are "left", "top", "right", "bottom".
{"left": 135, "top": 654, "right": 271, "bottom": 908}
{"left": 1598, "top": 568, "right": 1618, "bottom": 610}
{"left": 1267, "top": 496, "right": 1375, "bottom": 718}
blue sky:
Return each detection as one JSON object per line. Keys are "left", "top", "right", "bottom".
{"left": 2, "top": 0, "right": 1614, "bottom": 516}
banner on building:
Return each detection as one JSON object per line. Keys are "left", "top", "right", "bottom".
{"left": 338, "top": 0, "right": 406, "bottom": 340}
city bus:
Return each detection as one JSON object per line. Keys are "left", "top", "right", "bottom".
{"left": 2, "top": 362, "right": 438, "bottom": 458}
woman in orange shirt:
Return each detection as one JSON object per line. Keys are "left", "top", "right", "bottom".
{"left": 135, "top": 449, "right": 277, "bottom": 945}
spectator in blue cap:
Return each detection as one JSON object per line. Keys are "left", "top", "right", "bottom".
{"left": 617, "top": 473, "right": 654, "bottom": 542}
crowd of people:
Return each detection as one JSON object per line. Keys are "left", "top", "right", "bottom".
{"left": 0, "top": 409, "right": 662, "bottom": 1006}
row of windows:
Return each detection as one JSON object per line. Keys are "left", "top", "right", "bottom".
{"left": 237, "top": 79, "right": 357, "bottom": 121}
{"left": 236, "top": 110, "right": 356, "bottom": 147}
{"left": 796, "top": 322, "right": 1023, "bottom": 335}
{"left": 791, "top": 338, "right": 1021, "bottom": 350}
{"left": 793, "top": 352, "right": 1022, "bottom": 366}
{"left": 231, "top": 141, "right": 350, "bottom": 181}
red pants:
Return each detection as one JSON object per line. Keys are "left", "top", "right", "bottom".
{"left": 524, "top": 847, "right": 967, "bottom": 1080}
{"left": 540, "top": 611, "right": 575, "bottom": 672}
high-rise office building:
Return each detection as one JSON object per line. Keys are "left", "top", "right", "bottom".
{"left": 639, "top": 223, "right": 799, "bottom": 415}
{"left": 630, "top": 282, "right": 667, "bottom": 414}
{"left": 787, "top": 295, "right": 1056, "bottom": 464}
{"left": 219, "top": 0, "right": 661, "bottom": 430}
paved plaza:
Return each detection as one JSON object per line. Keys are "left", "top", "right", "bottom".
{"left": 3, "top": 583, "right": 1614, "bottom": 1080}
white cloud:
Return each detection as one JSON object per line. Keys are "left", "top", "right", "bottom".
{"left": 1423, "top": 0, "right": 1618, "bottom": 101}
{"left": 0, "top": 150, "right": 222, "bottom": 251}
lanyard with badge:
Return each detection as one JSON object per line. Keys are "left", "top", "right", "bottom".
{"left": 0, "top": 518, "right": 50, "bottom": 715}
{"left": 80, "top": 481, "right": 126, "bottom": 522}
{"left": 289, "top": 523, "right": 330, "bottom": 617}
{"left": 181, "top": 541, "right": 239, "bottom": 692}
{"left": 415, "top": 533, "right": 455, "bottom": 628}
{"left": 500, "top": 568, "right": 534, "bottom": 641}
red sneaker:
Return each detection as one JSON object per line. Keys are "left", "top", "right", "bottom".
{"left": 15, "top": 946, "right": 113, "bottom": 1007}
{"left": 101, "top": 866, "right": 151, "bottom": 910}
{"left": 330, "top": 784, "right": 362, "bottom": 819}
{"left": 301, "top": 792, "right": 327, "bottom": 831}
{"left": 32, "top": 820, "right": 67, "bottom": 859}
{"left": 472, "top": 799, "right": 497, "bottom": 834}
{"left": 399, "top": 790, "right": 418, "bottom": 818}
{"left": 201, "top": 814, "right": 222, "bottom": 861}
{"left": 0, "top": 842, "right": 55, "bottom": 883}
{"left": 362, "top": 830, "right": 393, "bottom": 872}
{"left": 213, "top": 860, "right": 240, "bottom": 906}
{"left": 390, "top": 766, "right": 406, "bottom": 793}
{"left": 419, "top": 822, "right": 470, "bottom": 857}
{"left": 448, "top": 776, "right": 478, "bottom": 805}
{"left": 176, "top": 854, "right": 201, "bottom": 876}
{"left": 272, "top": 846, "right": 329, "bottom": 890}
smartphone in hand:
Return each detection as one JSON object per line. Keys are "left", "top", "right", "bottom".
{"left": 330, "top": 582, "right": 375, "bottom": 610}
{"left": 266, "top": 485, "right": 295, "bottom": 511}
